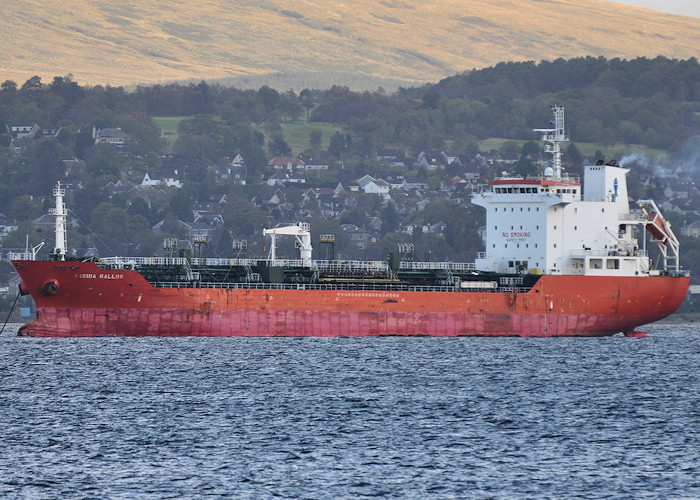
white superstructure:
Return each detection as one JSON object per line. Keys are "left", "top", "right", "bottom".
{"left": 473, "top": 106, "right": 679, "bottom": 277}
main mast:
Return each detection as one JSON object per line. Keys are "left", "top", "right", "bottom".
{"left": 50, "top": 181, "right": 67, "bottom": 260}
{"left": 533, "top": 105, "right": 569, "bottom": 179}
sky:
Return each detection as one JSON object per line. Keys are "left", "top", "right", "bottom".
{"left": 605, "top": 0, "right": 700, "bottom": 18}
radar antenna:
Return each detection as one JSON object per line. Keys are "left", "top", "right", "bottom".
{"left": 533, "top": 105, "right": 569, "bottom": 179}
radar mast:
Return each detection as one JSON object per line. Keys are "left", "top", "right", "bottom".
{"left": 533, "top": 105, "right": 569, "bottom": 179}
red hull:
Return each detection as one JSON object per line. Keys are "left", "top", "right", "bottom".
{"left": 12, "top": 261, "right": 689, "bottom": 337}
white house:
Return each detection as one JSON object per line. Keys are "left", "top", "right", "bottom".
{"left": 357, "top": 175, "right": 391, "bottom": 197}
{"left": 142, "top": 172, "right": 182, "bottom": 188}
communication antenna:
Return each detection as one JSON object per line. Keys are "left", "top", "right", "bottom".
{"left": 533, "top": 105, "right": 569, "bottom": 179}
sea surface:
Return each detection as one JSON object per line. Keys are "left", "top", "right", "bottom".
{"left": 1, "top": 323, "right": 699, "bottom": 499}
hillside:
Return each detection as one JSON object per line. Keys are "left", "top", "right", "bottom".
{"left": 1, "top": 0, "right": 699, "bottom": 89}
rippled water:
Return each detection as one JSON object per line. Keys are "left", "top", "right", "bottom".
{"left": 1, "top": 323, "right": 699, "bottom": 499}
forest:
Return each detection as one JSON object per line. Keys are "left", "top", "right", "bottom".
{"left": 0, "top": 55, "right": 699, "bottom": 302}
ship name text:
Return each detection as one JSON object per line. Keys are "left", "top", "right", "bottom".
{"left": 74, "top": 273, "right": 125, "bottom": 280}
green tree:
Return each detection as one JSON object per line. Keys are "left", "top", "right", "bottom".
{"left": 380, "top": 201, "right": 399, "bottom": 235}
{"left": 20, "top": 75, "right": 43, "bottom": 93}
{"left": 22, "top": 138, "right": 69, "bottom": 195}
{"left": 309, "top": 130, "right": 322, "bottom": 158}
{"left": 169, "top": 189, "right": 192, "bottom": 221}
{"left": 9, "top": 195, "right": 41, "bottom": 222}
{"left": 268, "top": 135, "right": 291, "bottom": 156}
{"left": 258, "top": 85, "right": 280, "bottom": 113}
{"left": 300, "top": 88, "right": 314, "bottom": 122}
{"left": 84, "top": 143, "right": 122, "bottom": 177}
{"left": 2, "top": 220, "right": 43, "bottom": 248}
{"left": 329, "top": 131, "right": 346, "bottom": 158}
{"left": 1, "top": 80, "right": 17, "bottom": 93}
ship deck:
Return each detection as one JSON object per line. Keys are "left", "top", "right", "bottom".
{"left": 93, "top": 256, "right": 540, "bottom": 294}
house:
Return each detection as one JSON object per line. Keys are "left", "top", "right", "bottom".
{"left": 63, "top": 158, "right": 86, "bottom": 175}
{"left": 417, "top": 150, "right": 445, "bottom": 171}
{"left": 377, "top": 149, "right": 400, "bottom": 162}
{"left": 193, "top": 209, "right": 224, "bottom": 227}
{"left": 300, "top": 157, "right": 330, "bottom": 172}
{"left": 93, "top": 127, "right": 129, "bottom": 147}
{"left": 178, "top": 220, "right": 217, "bottom": 242}
{"left": 9, "top": 136, "right": 33, "bottom": 155}
{"left": 101, "top": 180, "right": 130, "bottom": 196}
{"left": 340, "top": 224, "right": 375, "bottom": 250}
{"left": 266, "top": 189, "right": 286, "bottom": 206}
{"left": 366, "top": 216, "right": 382, "bottom": 233}
{"left": 72, "top": 247, "right": 100, "bottom": 259}
{"left": 377, "top": 149, "right": 405, "bottom": 167}
{"left": 142, "top": 172, "right": 183, "bottom": 188}
{"left": 230, "top": 153, "right": 245, "bottom": 168}
{"left": 681, "top": 221, "right": 700, "bottom": 238}
{"left": 268, "top": 156, "right": 305, "bottom": 171}
{"left": 393, "top": 179, "right": 428, "bottom": 192}
{"left": 441, "top": 151, "right": 464, "bottom": 167}
{"left": 8, "top": 124, "right": 41, "bottom": 138}
{"left": 219, "top": 154, "right": 246, "bottom": 184}
{"left": 0, "top": 213, "right": 17, "bottom": 240}
{"left": 33, "top": 213, "right": 78, "bottom": 235}
{"left": 429, "top": 221, "right": 447, "bottom": 236}
{"left": 266, "top": 171, "right": 306, "bottom": 186}
{"left": 357, "top": 175, "right": 391, "bottom": 197}
{"left": 301, "top": 188, "right": 339, "bottom": 216}
{"left": 8, "top": 123, "right": 41, "bottom": 154}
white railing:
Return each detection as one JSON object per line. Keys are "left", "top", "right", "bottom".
{"left": 99, "top": 256, "right": 306, "bottom": 268}
{"left": 7, "top": 251, "right": 34, "bottom": 261}
{"left": 98, "top": 256, "right": 478, "bottom": 274}
{"left": 570, "top": 249, "right": 648, "bottom": 258}
{"left": 618, "top": 210, "right": 648, "bottom": 222}
{"left": 314, "top": 260, "right": 388, "bottom": 272}
{"left": 399, "top": 261, "right": 476, "bottom": 271}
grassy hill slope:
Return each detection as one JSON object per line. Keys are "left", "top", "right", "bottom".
{"left": 2, "top": 0, "right": 699, "bottom": 89}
